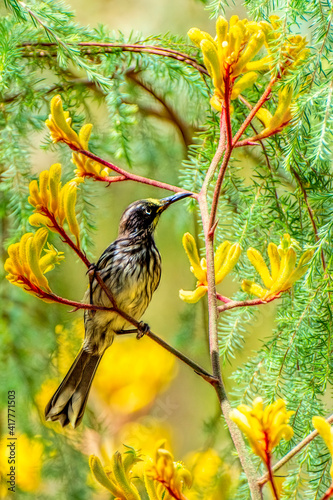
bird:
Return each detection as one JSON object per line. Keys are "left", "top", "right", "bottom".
{"left": 45, "top": 192, "right": 191, "bottom": 428}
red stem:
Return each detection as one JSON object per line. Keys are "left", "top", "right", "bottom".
{"left": 217, "top": 295, "right": 279, "bottom": 313}
{"left": 224, "top": 68, "right": 233, "bottom": 148}
{"left": 216, "top": 293, "right": 232, "bottom": 303}
{"left": 208, "top": 68, "right": 234, "bottom": 231}
{"left": 41, "top": 208, "right": 90, "bottom": 267}
{"left": 320, "top": 484, "right": 333, "bottom": 500}
{"left": 19, "top": 276, "right": 113, "bottom": 311}
{"left": 71, "top": 146, "right": 198, "bottom": 197}
{"left": 264, "top": 440, "right": 280, "bottom": 500}
{"left": 232, "top": 77, "right": 276, "bottom": 147}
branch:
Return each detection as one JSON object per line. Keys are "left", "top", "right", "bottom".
{"left": 198, "top": 111, "right": 262, "bottom": 499}
{"left": 200, "top": 110, "right": 226, "bottom": 197}
{"left": 208, "top": 69, "right": 234, "bottom": 231}
{"left": 87, "top": 272, "right": 218, "bottom": 384}
{"left": 18, "top": 276, "right": 115, "bottom": 311}
{"left": 290, "top": 167, "right": 326, "bottom": 271}
{"left": 232, "top": 77, "right": 276, "bottom": 147}
{"left": 217, "top": 295, "right": 280, "bottom": 314}
{"left": 70, "top": 145, "right": 198, "bottom": 197}
{"left": 20, "top": 41, "right": 208, "bottom": 76}
{"left": 126, "top": 69, "right": 193, "bottom": 149}
{"left": 258, "top": 412, "right": 333, "bottom": 487}
{"left": 42, "top": 208, "right": 90, "bottom": 267}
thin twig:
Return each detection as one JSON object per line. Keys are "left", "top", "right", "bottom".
{"left": 291, "top": 167, "right": 326, "bottom": 271}
{"left": 42, "top": 208, "right": 90, "bottom": 267}
{"left": 266, "top": 448, "right": 280, "bottom": 500}
{"left": 92, "top": 272, "right": 218, "bottom": 383}
{"left": 20, "top": 41, "right": 208, "bottom": 76}
{"left": 200, "top": 110, "right": 226, "bottom": 197}
{"left": 232, "top": 78, "right": 276, "bottom": 147}
{"left": 217, "top": 295, "right": 279, "bottom": 314}
{"left": 70, "top": 145, "right": 198, "bottom": 197}
{"left": 126, "top": 69, "right": 193, "bottom": 148}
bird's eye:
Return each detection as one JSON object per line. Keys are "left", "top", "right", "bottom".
{"left": 145, "top": 208, "right": 152, "bottom": 215}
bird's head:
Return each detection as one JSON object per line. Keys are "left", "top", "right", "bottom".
{"left": 118, "top": 192, "right": 192, "bottom": 237}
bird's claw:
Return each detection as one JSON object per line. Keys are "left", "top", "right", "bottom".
{"left": 136, "top": 322, "right": 150, "bottom": 339}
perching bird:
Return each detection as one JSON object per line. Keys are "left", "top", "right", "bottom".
{"left": 45, "top": 192, "right": 191, "bottom": 428}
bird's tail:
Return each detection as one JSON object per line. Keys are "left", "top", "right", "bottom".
{"left": 45, "top": 349, "right": 102, "bottom": 428}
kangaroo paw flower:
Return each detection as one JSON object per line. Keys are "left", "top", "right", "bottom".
{"left": 145, "top": 441, "right": 192, "bottom": 500}
{"left": 28, "top": 163, "right": 82, "bottom": 248}
{"left": 230, "top": 397, "right": 294, "bottom": 465}
{"left": 46, "top": 95, "right": 111, "bottom": 180}
{"left": 180, "top": 233, "right": 241, "bottom": 303}
{"left": 5, "top": 228, "right": 64, "bottom": 299}
{"left": 242, "top": 234, "right": 313, "bottom": 300}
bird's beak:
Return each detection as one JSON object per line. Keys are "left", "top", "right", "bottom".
{"left": 158, "top": 192, "right": 192, "bottom": 213}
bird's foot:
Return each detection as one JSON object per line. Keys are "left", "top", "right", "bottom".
{"left": 116, "top": 328, "right": 137, "bottom": 335}
{"left": 136, "top": 322, "right": 150, "bottom": 339}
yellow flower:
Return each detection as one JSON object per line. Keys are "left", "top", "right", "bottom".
{"left": 46, "top": 95, "right": 111, "bottom": 179}
{"left": 255, "top": 85, "right": 293, "bottom": 137}
{"left": 145, "top": 441, "right": 192, "bottom": 500}
{"left": 242, "top": 233, "right": 313, "bottom": 300}
{"left": 230, "top": 397, "right": 294, "bottom": 464}
{"left": 188, "top": 16, "right": 267, "bottom": 111}
{"left": 4, "top": 228, "right": 64, "bottom": 299}
{"left": 90, "top": 442, "right": 191, "bottom": 500}
{"left": 0, "top": 435, "right": 43, "bottom": 492}
{"left": 188, "top": 16, "right": 307, "bottom": 112}
{"left": 28, "top": 163, "right": 82, "bottom": 248}
{"left": 312, "top": 417, "right": 333, "bottom": 478}
{"left": 179, "top": 233, "right": 241, "bottom": 303}
{"left": 90, "top": 447, "right": 142, "bottom": 499}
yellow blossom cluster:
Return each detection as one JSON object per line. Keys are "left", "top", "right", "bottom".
{"left": 255, "top": 85, "right": 293, "bottom": 138}
{"left": 188, "top": 15, "right": 307, "bottom": 135}
{"left": 4, "top": 228, "right": 64, "bottom": 298}
{"left": 230, "top": 397, "right": 294, "bottom": 464}
{"left": 242, "top": 233, "right": 313, "bottom": 299}
{"left": 188, "top": 16, "right": 268, "bottom": 110}
{"left": 179, "top": 233, "right": 241, "bottom": 303}
{"left": 145, "top": 441, "right": 192, "bottom": 500}
{"left": 46, "top": 95, "right": 111, "bottom": 179}
{"left": 28, "top": 163, "right": 81, "bottom": 247}
{"left": 90, "top": 442, "right": 192, "bottom": 500}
